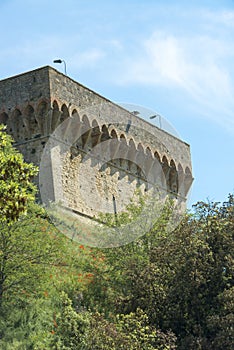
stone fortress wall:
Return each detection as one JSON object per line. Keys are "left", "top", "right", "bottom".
{"left": 0, "top": 66, "right": 193, "bottom": 221}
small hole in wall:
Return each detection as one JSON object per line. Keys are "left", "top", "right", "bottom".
{"left": 31, "top": 149, "right": 36, "bottom": 154}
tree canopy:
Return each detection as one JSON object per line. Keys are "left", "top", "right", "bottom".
{"left": 0, "top": 125, "right": 233, "bottom": 349}
{"left": 0, "top": 125, "right": 37, "bottom": 222}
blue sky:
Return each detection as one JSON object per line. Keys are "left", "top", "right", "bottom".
{"left": 0, "top": 0, "right": 234, "bottom": 207}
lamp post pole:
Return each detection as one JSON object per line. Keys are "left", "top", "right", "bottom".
{"left": 53, "top": 59, "right": 67, "bottom": 75}
{"left": 149, "top": 113, "right": 162, "bottom": 129}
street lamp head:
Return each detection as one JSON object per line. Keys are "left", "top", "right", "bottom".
{"left": 53, "top": 59, "right": 67, "bottom": 75}
{"left": 150, "top": 114, "right": 160, "bottom": 119}
{"left": 53, "top": 59, "right": 63, "bottom": 64}
{"left": 131, "top": 110, "right": 140, "bottom": 116}
{"left": 149, "top": 113, "right": 162, "bottom": 129}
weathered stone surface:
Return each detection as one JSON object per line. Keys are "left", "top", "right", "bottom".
{"left": 0, "top": 66, "right": 193, "bottom": 221}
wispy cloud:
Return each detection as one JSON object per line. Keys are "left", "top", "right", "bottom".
{"left": 203, "top": 9, "right": 234, "bottom": 27}
{"left": 118, "top": 25, "right": 234, "bottom": 132}
{"left": 0, "top": 33, "right": 105, "bottom": 77}
{"left": 1, "top": 2, "right": 233, "bottom": 133}
{"left": 70, "top": 49, "right": 105, "bottom": 68}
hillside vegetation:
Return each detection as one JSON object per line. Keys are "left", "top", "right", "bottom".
{"left": 0, "top": 126, "right": 233, "bottom": 349}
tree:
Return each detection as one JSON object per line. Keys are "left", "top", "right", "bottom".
{"left": 0, "top": 126, "right": 62, "bottom": 348}
{"left": 51, "top": 291, "right": 90, "bottom": 350}
{"left": 0, "top": 205, "right": 60, "bottom": 307}
{"left": 0, "top": 125, "right": 37, "bottom": 222}
{"left": 108, "top": 197, "right": 234, "bottom": 349}
{"left": 1, "top": 124, "right": 233, "bottom": 349}
{"left": 51, "top": 293, "right": 177, "bottom": 350}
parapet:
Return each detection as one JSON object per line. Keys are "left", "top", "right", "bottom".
{"left": 0, "top": 66, "right": 193, "bottom": 227}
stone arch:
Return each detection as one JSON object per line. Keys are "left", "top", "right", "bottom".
{"left": 169, "top": 159, "right": 178, "bottom": 194}
{"left": 114, "top": 134, "right": 128, "bottom": 178}
{"left": 127, "top": 138, "right": 137, "bottom": 179}
{"left": 162, "top": 155, "right": 169, "bottom": 166}
{"left": 99, "top": 124, "right": 111, "bottom": 160}
{"left": 177, "top": 163, "right": 184, "bottom": 197}
{"left": 51, "top": 100, "right": 61, "bottom": 132}
{"left": 128, "top": 138, "right": 136, "bottom": 159}
{"left": 24, "top": 104, "right": 38, "bottom": 138}
{"left": 146, "top": 146, "right": 152, "bottom": 154}
{"left": 36, "top": 100, "right": 48, "bottom": 135}
{"left": 72, "top": 108, "right": 78, "bottom": 116}
{"left": 81, "top": 114, "right": 92, "bottom": 150}
{"left": 63, "top": 108, "right": 81, "bottom": 146}
{"left": 120, "top": 133, "right": 128, "bottom": 142}
{"left": 71, "top": 109, "right": 81, "bottom": 142}
{"left": 154, "top": 151, "right": 161, "bottom": 162}
{"left": 129, "top": 138, "right": 136, "bottom": 148}
{"left": 82, "top": 114, "right": 90, "bottom": 124}
{"left": 101, "top": 124, "right": 110, "bottom": 142}
{"left": 162, "top": 155, "right": 170, "bottom": 192}
{"left": 37, "top": 100, "right": 48, "bottom": 117}
{"left": 10, "top": 108, "right": 22, "bottom": 141}
{"left": 135, "top": 143, "right": 146, "bottom": 187}
{"left": 119, "top": 134, "right": 129, "bottom": 163}
{"left": 110, "top": 128, "right": 118, "bottom": 139}
{"left": 0, "top": 112, "right": 13, "bottom": 138}
{"left": 136, "top": 142, "right": 145, "bottom": 168}
{"left": 60, "top": 103, "right": 69, "bottom": 123}
{"left": 71, "top": 109, "right": 80, "bottom": 122}
{"left": 178, "top": 163, "right": 183, "bottom": 174}
{"left": 91, "top": 119, "right": 101, "bottom": 147}
{"left": 109, "top": 128, "right": 119, "bottom": 160}
{"left": 184, "top": 166, "right": 193, "bottom": 196}
{"left": 145, "top": 146, "right": 154, "bottom": 180}
{"left": 71, "top": 112, "right": 83, "bottom": 150}
{"left": 137, "top": 142, "right": 144, "bottom": 153}
{"left": 150, "top": 150, "right": 162, "bottom": 187}
{"left": 185, "top": 166, "right": 192, "bottom": 177}
{"left": 91, "top": 119, "right": 100, "bottom": 128}
{"left": 0, "top": 112, "right": 8, "bottom": 125}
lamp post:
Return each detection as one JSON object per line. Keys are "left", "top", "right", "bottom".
{"left": 150, "top": 113, "right": 162, "bottom": 129}
{"left": 112, "top": 195, "right": 118, "bottom": 225}
{"left": 131, "top": 110, "right": 140, "bottom": 116}
{"left": 53, "top": 59, "right": 67, "bottom": 75}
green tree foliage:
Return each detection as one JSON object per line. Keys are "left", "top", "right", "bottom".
{"left": 107, "top": 196, "right": 234, "bottom": 349}
{"left": 0, "top": 204, "right": 67, "bottom": 349}
{"left": 49, "top": 196, "right": 233, "bottom": 349}
{"left": 51, "top": 292, "right": 90, "bottom": 350}
{"left": 0, "top": 125, "right": 37, "bottom": 222}
{"left": 0, "top": 203, "right": 100, "bottom": 349}
{"left": 52, "top": 294, "right": 176, "bottom": 350}
{"left": 0, "top": 126, "right": 233, "bottom": 349}
{"left": 89, "top": 308, "right": 177, "bottom": 350}
{"left": 0, "top": 204, "right": 59, "bottom": 307}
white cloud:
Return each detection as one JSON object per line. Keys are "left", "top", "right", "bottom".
{"left": 71, "top": 49, "right": 105, "bottom": 68}
{"left": 203, "top": 9, "right": 234, "bottom": 27}
{"left": 0, "top": 33, "right": 106, "bottom": 77}
{"left": 118, "top": 29, "right": 234, "bottom": 133}
{"left": 125, "top": 32, "right": 186, "bottom": 86}
{"left": 108, "top": 39, "right": 123, "bottom": 51}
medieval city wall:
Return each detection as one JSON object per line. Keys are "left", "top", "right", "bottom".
{"left": 0, "top": 66, "right": 193, "bottom": 221}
